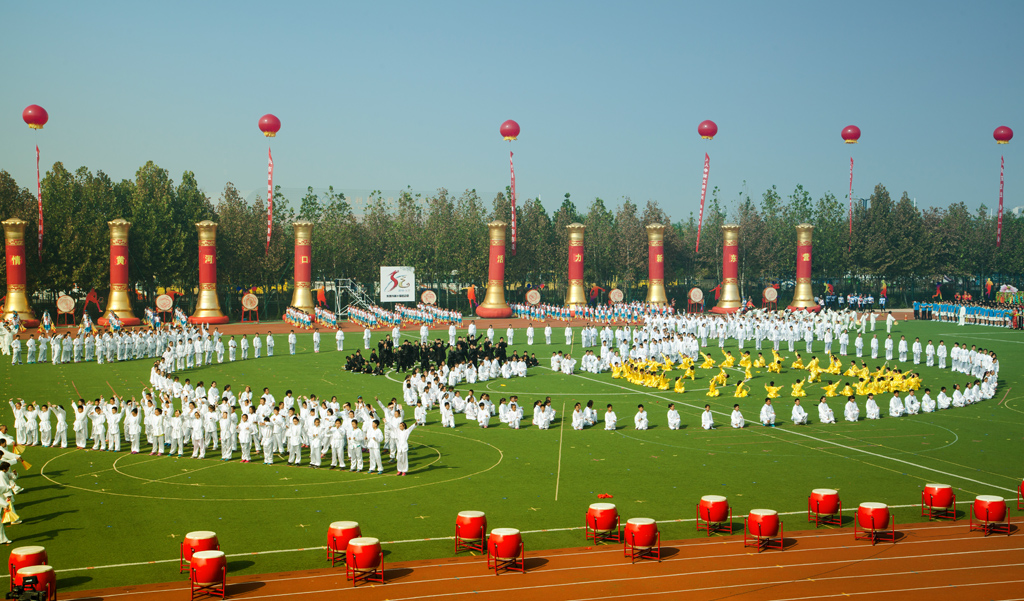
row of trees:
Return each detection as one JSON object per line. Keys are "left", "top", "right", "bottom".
{"left": 0, "top": 161, "right": 1019, "bottom": 317}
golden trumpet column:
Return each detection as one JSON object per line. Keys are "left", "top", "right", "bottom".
{"left": 565, "top": 222, "right": 587, "bottom": 308}
{"left": 645, "top": 223, "right": 668, "bottom": 305}
{"left": 290, "top": 220, "right": 316, "bottom": 314}
{"left": 190, "top": 220, "right": 228, "bottom": 324}
{"left": 711, "top": 224, "right": 742, "bottom": 314}
{"left": 788, "top": 223, "right": 821, "bottom": 312}
{"left": 476, "top": 220, "right": 513, "bottom": 318}
{"left": 2, "top": 218, "right": 38, "bottom": 328}
{"left": 99, "top": 218, "right": 140, "bottom": 326}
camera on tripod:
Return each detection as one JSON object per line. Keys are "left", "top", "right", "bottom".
{"left": 5, "top": 575, "right": 48, "bottom": 601}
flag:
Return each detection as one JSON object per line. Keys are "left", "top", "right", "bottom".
{"left": 998, "top": 156, "right": 1004, "bottom": 247}
{"left": 266, "top": 147, "right": 274, "bottom": 253}
{"left": 510, "top": 151, "right": 517, "bottom": 255}
{"left": 848, "top": 157, "right": 854, "bottom": 248}
{"left": 36, "top": 145, "right": 43, "bottom": 260}
{"left": 696, "top": 153, "right": 709, "bottom": 252}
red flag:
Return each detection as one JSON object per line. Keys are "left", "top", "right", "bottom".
{"left": 510, "top": 151, "right": 517, "bottom": 255}
{"left": 36, "top": 145, "right": 43, "bottom": 260}
{"left": 695, "top": 153, "right": 709, "bottom": 252}
{"left": 848, "top": 157, "right": 854, "bottom": 246}
{"left": 266, "top": 147, "right": 274, "bottom": 253}
{"left": 995, "top": 157, "right": 1003, "bottom": 248}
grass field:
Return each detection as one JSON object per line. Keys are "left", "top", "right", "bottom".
{"left": 1, "top": 319, "right": 1022, "bottom": 593}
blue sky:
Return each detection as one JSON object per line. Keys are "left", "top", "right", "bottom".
{"left": 1, "top": 0, "right": 1021, "bottom": 217}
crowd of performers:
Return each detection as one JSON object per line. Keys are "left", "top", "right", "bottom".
{"left": 347, "top": 304, "right": 463, "bottom": 329}
{"left": 511, "top": 300, "right": 674, "bottom": 323}
{"left": 916, "top": 300, "right": 1023, "bottom": 328}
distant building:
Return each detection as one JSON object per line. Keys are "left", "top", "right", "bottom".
{"left": 1011, "top": 205, "right": 1024, "bottom": 217}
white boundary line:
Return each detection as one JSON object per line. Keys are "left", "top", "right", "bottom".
{"left": 555, "top": 401, "right": 566, "bottom": 501}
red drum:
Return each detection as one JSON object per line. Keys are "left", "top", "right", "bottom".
{"left": 973, "top": 495, "right": 1007, "bottom": 523}
{"left": 328, "top": 521, "right": 361, "bottom": 551}
{"left": 624, "top": 518, "right": 658, "bottom": 548}
{"left": 857, "top": 502, "right": 890, "bottom": 531}
{"left": 587, "top": 503, "right": 618, "bottom": 532}
{"left": 191, "top": 550, "right": 225, "bottom": 587}
{"left": 182, "top": 531, "right": 219, "bottom": 563}
{"left": 810, "top": 489, "right": 840, "bottom": 514}
{"left": 699, "top": 495, "right": 729, "bottom": 523}
{"left": 14, "top": 565, "right": 55, "bottom": 601}
{"left": 748, "top": 509, "right": 780, "bottom": 538}
{"left": 923, "top": 484, "right": 954, "bottom": 509}
{"left": 9, "top": 546, "right": 47, "bottom": 580}
{"left": 456, "top": 511, "right": 487, "bottom": 541}
{"left": 488, "top": 528, "right": 522, "bottom": 560}
{"left": 346, "top": 537, "right": 383, "bottom": 572}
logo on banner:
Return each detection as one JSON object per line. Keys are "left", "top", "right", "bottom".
{"left": 380, "top": 266, "right": 416, "bottom": 302}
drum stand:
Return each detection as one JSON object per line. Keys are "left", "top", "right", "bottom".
{"left": 624, "top": 530, "right": 661, "bottom": 563}
{"left": 345, "top": 551, "right": 385, "bottom": 586}
{"left": 807, "top": 497, "right": 843, "bottom": 527}
{"left": 854, "top": 516, "right": 897, "bottom": 545}
{"left": 743, "top": 519, "right": 785, "bottom": 553}
{"left": 920, "top": 492, "right": 957, "bottom": 521}
{"left": 455, "top": 521, "right": 487, "bottom": 554}
{"left": 327, "top": 536, "right": 347, "bottom": 567}
{"left": 969, "top": 510, "right": 1011, "bottom": 536}
{"left": 190, "top": 565, "right": 226, "bottom": 600}
{"left": 585, "top": 514, "right": 622, "bottom": 544}
{"left": 486, "top": 541, "right": 525, "bottom": 575}
{"left": 696, "top": 505, "right": 734, "bottom": 536}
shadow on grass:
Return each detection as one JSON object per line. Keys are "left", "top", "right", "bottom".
{"left": 20, "top": 527, "right": 82, "bottom": 542}
{"left": 226, "top": 559, "right": 255, "bottom": 572}
{"left": 56, "top": 575, "right": 92, "bottom": 589}
{"left": 18, "top": 495, "right": 70, "bottom": 510}
{"left": 23, "top": 510, "right": 77, "bottom": 525}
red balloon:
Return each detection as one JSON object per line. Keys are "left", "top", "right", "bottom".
{"left": 22, "top": 105, "right": 49, "bottom": 130}
{"left": 500, "top": 119, "right": 520, "bottom": 141}
{"left": 698, "top": 120, "right": 717, "bottom": 140}
{"left": 994, "top": 125, "right": 1013, "bottom": 144}
{"left": 841, "top": 125, "right": 861, "bottom": 144}
{"left": 259, "top": 114, "right": 281, "bottom": 137}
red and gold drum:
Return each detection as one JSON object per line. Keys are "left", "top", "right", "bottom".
{"left": 456, "top": 511, "right": 487, "bottom": 541}
{"left": 923, "top": 484, "right": 954, "bottom": 509}
{"left": 810, "top": 488, "right": 840, "bottom": 514}
{"left": 328, "top": 521, "right": 361, "bottom": 552}
{"left": 346, "top": 537, "right": 383, "bottom": 572}
{"left": 857, "top": 502, "right": 890, "bottom": 531}
{"left": 973, "top": 495, "right": 1007, "bottom": 523}
{"left": 14, "top": 565, "right": 55, "bottom": 600}
{"left": 748, "top": 509, "right": 780, "bottom": 538}
{"left": 488, "top": 528, "right": 522, "bottom": 560}
{"left": 624, "top": 518, "right": 658, "bottom": 548}
{"left": 699, "top": 495, "right": 729, "bottom": 523}
{"left": 9, "top": 546, "right": 47, "bottom": 580}
{"left": 190, "top": 550, "right": 226, "bottom": 587}
{"left": 182, "top": 531, "right": 219, "bottom": 563}
{"left": 587, "top": 503, "right": 618, "bottom": 532}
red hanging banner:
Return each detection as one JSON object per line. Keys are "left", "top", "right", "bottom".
{"left": 510, "top": 151, "right": 517, "bottom": 255}
{"left": 266, "top": 147, "right": 274, "bottom": 253}
{"left": 36, "top": 145, "right": 43, "bottom": 261}
{"left": 848, "top": 157, "right": 854, "bottom": 241}
{"left": 695, "top": 153, "right": 709, "bottom": 252}
{"left": 998, "top": 155, "right": 1004, "bottom": 247}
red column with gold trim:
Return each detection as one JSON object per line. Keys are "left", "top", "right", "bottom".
{"left": 565, "top": 222, "right": 586, "bottom": 308}
{"left": 190, "top": 220, "right": 228, "bottom": 324}
{"left": 477, "top": 220, "right": 512, "bottom": 318}
{"left": 788, "top": 223, "right": 820, "bottom": 312}
{"left": 711, "top": 224, "right": 741, "bottom": 313}
{"left": 99, "top": 218, "right": 140, "bottom": 326}
{"left": 2, "top": 218, "right": 38, "bottom": 328}
{"left": 290, "top": 219, "right": 315, "bottom": 314}
{"left": 646, "top": 223, "right": 667, "bottom": 305}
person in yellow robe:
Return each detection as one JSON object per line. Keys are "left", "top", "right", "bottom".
{"left": 844, "top": 361, "right": 859, "bottom": 377}
{"left": 700, "top": 353, "right": 716, "bottom": 369}
{"left": 713, "top": 368, "right": 728, "bottom": 387}
{"left": 753, "top": 353, "right": 767, "bottom": 368}
{"left": 767, "top": 360, "right": 782, "bottom": 374}
{"left": 806, "top": 356, "right": 820, "bottom": 372}
{"left": 823, "top": 380, "right": 841, "bottom": 397}
{"left": 771, "top": 349, "right": 784, "bottom": 365}
{"left": 674, "top": 376, "right": 686, "bottom": 394}
{"left": 735, "top": 380, "right": 749, "bottom": 397}
{"left": 744, "top": 365, "right": 753, "bottom": 381}
{"left": 739, "top": 352, "right": 752, "bottom": 369}
{"left": 827, "top": 355, "right": 842, "bottom": 375}
{"left": 807, "top": 366, "right": 821, "bottom": 384}
{"left": 720, "top": 351, "right": 735, "bottom": 368}
{"left": 790, "top": 353, "right": 805, "bottom": 370}
{"left": 657, "top": 374, "right": 670, "bottom": 391}
{"left": 707, "top": 379, "right": 720, "bottom": 397}
{"left": 843, "top": 382, "right": 857, "bottom": 397}
{"left": 791, "top": 379, "right": 806, "bottom": 397}
{"left": 765, "top": 382, "right": 783, "bottom": 399}
{"left": 684, "top": 365, "right": 696, "bottom": 380}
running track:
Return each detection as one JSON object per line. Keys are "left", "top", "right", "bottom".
{"left": 65, "top": 520, "right": 1021, "bottom": 601}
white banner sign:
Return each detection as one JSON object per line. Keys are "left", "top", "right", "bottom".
{"left": 380, "top": 266, "right": 416, "bottom": 302}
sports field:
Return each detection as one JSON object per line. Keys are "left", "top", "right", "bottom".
{"left": 1, "top": 318, "right": 1021, "bottom": 593}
